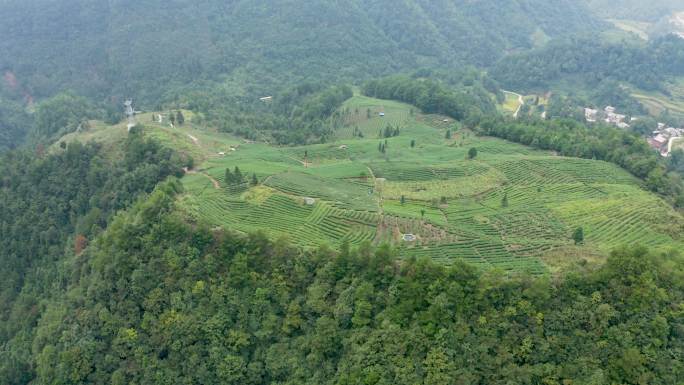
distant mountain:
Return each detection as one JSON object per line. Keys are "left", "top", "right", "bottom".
{"left": 0, "top": 0, "right": 602, "bottom": 105}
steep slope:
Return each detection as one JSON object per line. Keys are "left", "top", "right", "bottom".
{"left": 0, "top": 0, "right": 601, "bottom": 104}
{"left": 18, "top": 180, "right": 684, "bottom": 385}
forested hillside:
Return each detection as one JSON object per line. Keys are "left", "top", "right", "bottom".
{"left": 11, "top": 180, "right": 684, "bottom": 384}
{"left": 585, "top": 0, "right": 681, "bottom": 21}
{"left": 0, "top": 132, "right": 191, "bottom": 383}
{"left": 0, "top": 0, "right": 601, "bottom": 106}
{"left": 0, "top": 97, "right": 31, "bottom": 152}
{"left": 490, "top": 35, "right": 684, "bottom": 93}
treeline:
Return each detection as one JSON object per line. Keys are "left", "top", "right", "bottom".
{"left": 0, "top": 97, "right": 31, "bottom": 152}
{"left": 0, "top": 131, "right": 191, "bottom": 383}
{"left": 225, "top": 166, "right": 258, "bottom": 192}
{"left": 11, "top": 180, "right": 683, "bottom": 384}
{"left": 0, "top": 91, "right": 117, "bottom": 153}
{"left": 477, "top": 116, "right": 684, "bottom": 206}
{"left": 195, "top": 83, "right": 353, "bottom": 145}
{"left": 491, "top": 35, "right": 684, "bottom": 92}
{"left": 362, "top": 75, "right": 497, "bottom": 126}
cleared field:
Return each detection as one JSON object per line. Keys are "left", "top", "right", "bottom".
{"left": 168, "top": 95, "right": 684, "bottom": 275}
{"left": 502, "top": 91, "right": 523, "bottom": 115}
{"left": 631, "top": 78, "right": 684, "bottom": 119}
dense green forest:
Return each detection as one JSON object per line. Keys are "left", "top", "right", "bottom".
{"left": 0, "top": 132, "right": 191, "bottom": 383}
{"left": 490, "top": 35, "right": 684, "bottom": 92}
{"left": 191, "top": 83, "right": 354, "bottom": 145}
{"left": 4, "top": 179, "right": 681, "bottom": 384}
{"left": 585, "top": 0, "right": 681, "bottom": 21}
{"left": 362, "top": 74, "right": 497, "bottom": 125}
{"left": 0, "top": 97, "right": 31, "bottom": 152}
{"left": 0, "top": 0, "right": 601, "bottom": 106}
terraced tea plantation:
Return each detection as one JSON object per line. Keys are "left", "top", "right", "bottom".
{"left": 177, "top": 95, "right": 684, "bottom": 274}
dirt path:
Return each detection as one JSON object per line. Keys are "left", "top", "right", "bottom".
{"left": 285, "top": 154, "right": 310, "bottom": 167}
{"left": 506, "top": 90, "right": 525, "bottom": 118}
{"left": 204, "top": 173, "right": 220, "bottom": 189}
{"left": 184, "top": 167, "right": 220, "bottom": 190}
{"left": 366, "top": 166, "right": 384, "bottom": 214}
{"left": 262, "top": 174, "right": 275, "bottom": 185}
{"left": 667, "top": 137, "right": 682, "bottom": 156}
{"left": 187, "top": 134, "right": 200, "bottom": 146}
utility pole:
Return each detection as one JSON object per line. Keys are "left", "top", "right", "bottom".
{"left": 124, "top": 99, "right": 136, "bottom": 132}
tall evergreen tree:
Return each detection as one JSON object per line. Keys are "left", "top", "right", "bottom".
{"left": 234, "top": 166, "right": 243, "bottom": 183}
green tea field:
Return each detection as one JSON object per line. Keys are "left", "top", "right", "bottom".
{"left": 62, "top": 96, "right": 684, "bottom": 274}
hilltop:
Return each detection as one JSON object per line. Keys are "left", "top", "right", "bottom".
{"left": 60, "top": 94, "right": 684, "bottom": 274}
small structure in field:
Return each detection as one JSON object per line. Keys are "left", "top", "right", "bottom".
{"left": 303, "top": 197, "right": 316, "bottom": 206}
{"left": 124, "top": 99, "right": 137, "bottom": 132}
{"left": 379, "top": 112, "right": 385, "bottom": 117}
{"left": 402, "top": 233, "right": 417, "bottom": 242}
{"left": 260, "top": 96, "right": 273, "bottom": 102}
{"left": 584, "top": 108, "right": 598, "bottom": 123}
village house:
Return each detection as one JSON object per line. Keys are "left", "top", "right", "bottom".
{"left": 584, "top": 105, "right": 630, "bottom": 128}
{"left": 584, "top": 108, "right": 598, "bottom": 123}
{"left": 647, "top": 125, "right": 684, "bottom": 156}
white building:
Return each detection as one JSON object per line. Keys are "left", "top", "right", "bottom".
{"left": 584, "top": 108, "right": 598, "bottom": 123}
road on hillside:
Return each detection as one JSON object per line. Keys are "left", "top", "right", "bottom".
{"left": 502, "top": 90, "right": 524, "bottom": 118}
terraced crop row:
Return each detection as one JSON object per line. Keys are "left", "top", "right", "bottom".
{"left": 370, "top": 162, "right": 490, "bottom": 182}
{"left": 554, "top": 197, "right": 680, "bottom": 250}
{"left": 528, "top": 158, "right": 639, "bottom": 185}
{"left": 265, "top": 172, "right": 377, "bottom": 211}
{"left": 490, "top": 158, "right": 639, "bottom": 188}
{"left": 491, "top": 209, "right": 568, "bottom": 240}
{"left": 282, "top": 146, "right": 350, "bottom": 162}
{"left": 399, "top": 238, "right": 547, "bottom": 274}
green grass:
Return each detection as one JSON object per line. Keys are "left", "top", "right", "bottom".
{"left": 69, "top": 97, "right": 681, "bottom": 275}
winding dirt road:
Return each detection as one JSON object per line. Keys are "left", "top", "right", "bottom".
{"left": 503, "top": 90, "right": 524, "bottom": 118}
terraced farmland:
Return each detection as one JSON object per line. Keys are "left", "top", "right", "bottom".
{"left": 176, "top": 95, "right": 684, "bottom": 274}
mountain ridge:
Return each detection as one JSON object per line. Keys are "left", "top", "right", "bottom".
{"left": 0, "top": 0, "right": 602, "bottom": 104}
